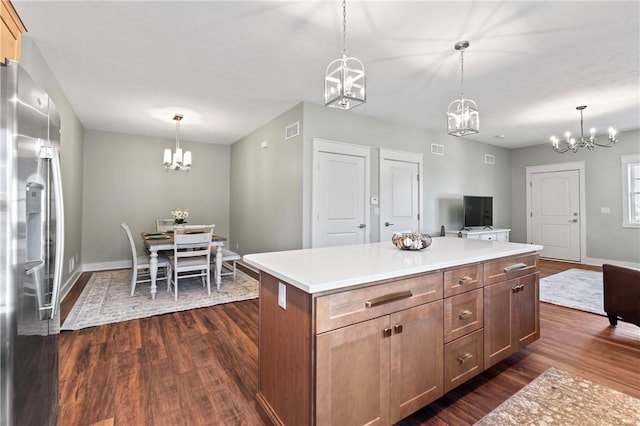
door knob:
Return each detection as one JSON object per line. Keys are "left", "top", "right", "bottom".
{"left": 385, "top": 222, "right": 394, "bottom": 227}
{"left": 569, "top": 219, "right": 578, "bottom": 223}
{"left": 358, "top": 224, "right": 366, "bottom": 228}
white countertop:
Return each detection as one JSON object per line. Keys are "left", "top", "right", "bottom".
{"left": 244, "top": 238, "right": 543, "bottom": 294}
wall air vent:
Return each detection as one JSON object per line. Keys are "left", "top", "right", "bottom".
{"left": 485, "top": 154, "right": 495, "bottom": 165}
{"left": 430, "top": 143, "right": 445, "bottom": 156}
{"left": 285, "top": 122, "right": 299, "bottom": 140}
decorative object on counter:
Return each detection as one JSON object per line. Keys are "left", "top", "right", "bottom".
{"left": 447, "top": 40, "right": 479, "bottom": 137}
{"left": 440, "top": 225, "right": 445, "bottom": 237}
{"left": 550, "top": 105, "right": 616, "bottom": 153}
{"left": 324, "top": 0, "right": 366, "bottom": 110}
{"left": 170, "top": 208, "right": 189, "bottom": 225}
{"left": 392, "top": 232, "right": 432, "bottom": 251}
{"left": 163, "top": 113, "right": 192, "bottom": 171}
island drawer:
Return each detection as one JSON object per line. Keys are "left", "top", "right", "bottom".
{"left": 444, "top": 288, "right": 483, "bottom": 343}
{"left": 444, "top": 329, "right": 484, "bottom": 393}
{"left": 315, "top": 272, "right": 443, "bottom": 334}
{"left": 483, "top": 253, "right": 538, "bottom": 286}
{"left": 443, "top": 263, "right": 483, "bottom": 298}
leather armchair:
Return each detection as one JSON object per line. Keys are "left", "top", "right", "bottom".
{"left": 603, "top": 264, "right": 640, "bottom": 327}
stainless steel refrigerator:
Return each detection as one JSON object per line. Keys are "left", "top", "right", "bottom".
{"left": 0, "top": 59, "right": 64, "bottom": 426}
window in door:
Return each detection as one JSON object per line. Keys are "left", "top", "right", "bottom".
{"left": 621, "top": 154, "right": 640, "bottom": 228}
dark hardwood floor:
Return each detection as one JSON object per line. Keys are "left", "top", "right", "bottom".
{"left": 58, "top": 260, "right": 639, "bottom": 426}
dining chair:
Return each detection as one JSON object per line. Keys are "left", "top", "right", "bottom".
{"left": 156, "top": 218, "right": 175, "bottom": 232}
{"left": 183, "top": 223, "right": 215, "bottom": 234}
{"left": 121, "top": 222, "right": 171, "bottom": 296}
{"left": 169, "top": 226, "right": 213, "bottom": 300}
{"left": 211, "top": 247, "right": 241, "bottom": 281}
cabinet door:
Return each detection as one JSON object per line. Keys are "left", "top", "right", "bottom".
{"left": 515, "top": 273, "right": 540, "bottom": 348}
{"left": 483, "top": 279, "right": 516, "bottom": 369}
{"left": 389, "top": 301, "right": 443, "bottom": 423}
{"left": 316, "top": 316, "right": 390, "bottom": 426}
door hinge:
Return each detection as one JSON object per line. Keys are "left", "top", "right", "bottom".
{"left": 529, "top": 181, "right": 532, "bottom": 187}
{"left": 530, "top": 212, "right": 532, "bottom": 218}
{"left": 417, "top": 213, "right": 420, "bottom": 220}
{"left": 417, "top": 174, "right": 420, "bottom": 181}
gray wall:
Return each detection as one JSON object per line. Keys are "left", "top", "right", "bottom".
{"left": 302, "top": 102, "right": 512, "bottom": 246}
{"left": 82, "top": 129, "right": 230, "bottom": 267}
{"left": 230, "top": 103, "right": 303, "bottom": 255}
{"left": 510, "top": 129, "right": 640, "bottom": 264}
{"left": 19, "top": 36, "right": 85, "bottom": 287}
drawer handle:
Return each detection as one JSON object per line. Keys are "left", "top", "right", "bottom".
{"left": 458, "top": 353, "right": 473, "bottom": 364}
{"left": 382, "top": 328, "right": 392, "bottom": 338}
{"left": 365, "top": 290, "right": 413, "bottom": 308}
{"left": 458, "top": 309, "right": 473, "bottom": 320}
{"left": 503, "top": 263, "right": 528, "bottom": 273}
{"left": 458, "top": 276, "right": 473, "bottom": 285}
{"left": 511, "top": 284, "right": 524, "bottom": 292}
{"left": 394, "top": 324, "right": 403, "bottom": 334}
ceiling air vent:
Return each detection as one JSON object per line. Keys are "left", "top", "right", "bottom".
{"left": 485, "top": 154, "right": 495, "bottom": 165}
{"left": 285, "top": 122, "right": 299, "bottom": 140}
{"left": 430, "top": 143, "right": 445, "bottom": 156}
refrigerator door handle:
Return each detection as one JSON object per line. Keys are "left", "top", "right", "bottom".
{"left": 50, "top": 147, "right": 64, "bottom": 320}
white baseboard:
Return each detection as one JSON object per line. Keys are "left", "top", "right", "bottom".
{"left": 82, "top": 260, "right": 131, "bottom": 272}
{"left": 582, "top": 256, "right": 640, "bottom": 270}
{"left": 60, "top": 268, "right": 82, "bottom": 302}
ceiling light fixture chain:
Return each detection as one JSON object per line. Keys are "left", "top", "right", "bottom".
{"left": 163, "top": 113, "right": 192, "bottom": 171}
{"left": 550, "top": 105, "right": 617, "bottom": 153}
{"left": 447, "top": 40, "right": 479, "bottom": 137}
{"left": 324, "top": 0, "right": 366, "bottom": 110}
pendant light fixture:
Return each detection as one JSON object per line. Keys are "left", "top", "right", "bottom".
{"left": 447, "top": 40, "right": 479, "bottom": 137}
{"left": 163, "top": 114, "right": 191, "bottom": 171}
{"left": 550, "top": 106, "right": 617, "bottom": 153}
{"left": 324, "top": 0, "right": 366, "bottom": 110}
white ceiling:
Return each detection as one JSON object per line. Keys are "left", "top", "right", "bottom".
{"left": 13, "top": 1, "right": 640, "bottom": 149}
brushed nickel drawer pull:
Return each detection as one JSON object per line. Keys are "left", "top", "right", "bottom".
{"left": 503, "top": 262, "right": 528, "bottom": 273}
{"left": 458, "top": 310, "right": 473, "bottom": 320}
{"left": 457, "top": 353, "right": 473, "bottom": 364}
{"left": 458, "top": 276, "right": 473, "bottom": 285}
{"left": 382, "top": 328, "right": 392, "bottom": 338}
{"left": 394, "top": 324, "right": 403, "bottom": 334}
{"left": 511, "top": 284, "right": 524, "bottom": 292}
{"left": 365, "top": 290, "right": 413, "bottom": 308}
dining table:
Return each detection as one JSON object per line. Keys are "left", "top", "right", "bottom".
{"left": 142, "top": 231, "right": 227, "bottom": 300}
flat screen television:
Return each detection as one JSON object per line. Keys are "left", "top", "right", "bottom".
{"left": 463, "top": 196, "right": 493, "bottom": 229}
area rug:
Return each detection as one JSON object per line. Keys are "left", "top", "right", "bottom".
{"left": 474, "top": 367, "right": 640, "bottom": 425}
{"left": 61, "top": 269, "right": 258, "bottom": 330}
{"left": 539, "top": 268, "right": 605, "bottom": 316}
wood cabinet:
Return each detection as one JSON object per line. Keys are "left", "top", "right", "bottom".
{"left": 316, "top": 301, "right": 443, "bottom": 426}
{"left": 1, "top": 0, "right": 26, "bottom": 62}
{"left": 484, "top": 267, "right": 540, "bottom": 369}
{"left": 256, "top": 252, "right": 540, "bottom": 426}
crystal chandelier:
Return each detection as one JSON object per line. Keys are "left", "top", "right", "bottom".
{"left": 447, "top": 41, "right": 479, "bottom": 137}
{"left": 324, "top": 0, "right": 366, "bottom": 110}
{"left": 550, "top": 106, "right": 617, "bottom": 153}
{"left": 163, "top": 114, "right": 192, "bottom": 171}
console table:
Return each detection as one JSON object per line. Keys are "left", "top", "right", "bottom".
{"left": 445, "top": 228, "right": 510, "bottom": 242}
{"left": 245, "top": 238, "right": 542, "bottom": 425}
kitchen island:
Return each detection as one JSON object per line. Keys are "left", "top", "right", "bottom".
{"left": 244, "top": 238, "right": 543, "bottom": 426}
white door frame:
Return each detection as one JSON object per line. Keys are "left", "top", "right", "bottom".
{"left": 312, "top": 138, "right": 371, "bottom": 248}
{"left": 526, "top": 161, "right": 586, "bottom": 262}
{"left": 378, "top": 148, "right": 424, "bottom": 238}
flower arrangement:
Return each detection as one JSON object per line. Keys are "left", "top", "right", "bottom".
{"left": 170, "top": 208, "right": 189, "bottom": 224}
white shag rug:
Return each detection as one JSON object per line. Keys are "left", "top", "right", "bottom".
{"left": 539, "top": 268, "right": 605, "bottom": 316}
{"left": 61, "top": 268, "right": 258, "bottom": 330}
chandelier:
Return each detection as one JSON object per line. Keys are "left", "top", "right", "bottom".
{"left": 163, "top": 114, "right": 192, "bottom": 171}
{"left": 550, "top": 106, "right": 617, "bottom": 153}
{"left": 324, "top": 0, "right": 366, "bottom": 110}
{"left": 447, "top": 40, "right": 479, "bottom": 137}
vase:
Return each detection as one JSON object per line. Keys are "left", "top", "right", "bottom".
{"left": 174, "top": 219, "right": 186, "bottom": 225}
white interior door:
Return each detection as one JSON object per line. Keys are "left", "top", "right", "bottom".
{"left": 312, "top": 140, "right": 370, "bottom": 248}
{"left": 379, "top": 157, "right": 421, "bottom": 242}
{"left": 531, "top": 170, "right": 581, "bottom": 261}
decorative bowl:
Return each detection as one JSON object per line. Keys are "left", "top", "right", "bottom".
{"left": 392, "top": 232, "right": 432, "bottom": 251}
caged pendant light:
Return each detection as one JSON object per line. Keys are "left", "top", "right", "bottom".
{"left": 447, "top": 41, "right": 479, "bottom": 137}
{"left": 163, "top": 114, "right": 192, "bottom": 171}
{"left": 324, "top": 0, "right": 366, "bottom": 110}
